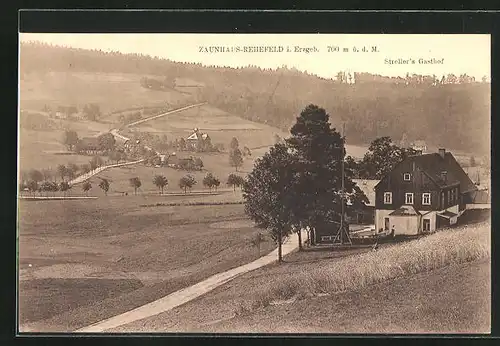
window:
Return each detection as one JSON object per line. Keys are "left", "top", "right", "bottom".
{"left": 383, "top": 192, "right": 392, "bottom": 204}
{"left": 422, "top": 193, "right": 431, "bottom": 205}
{"left": 423, "top": 219, "right": 431, "bottom": 232}
{"left": 447, "top": 190, "right": 451, "bottom": 204}
{"left": 405, "top": 193, "right": 414, "bottom": 205}
{"left": 441, "top": 192, "right": 445, "bottom": 208}
{"left": 403, "top": 173, "right": 411, "bottom": 181}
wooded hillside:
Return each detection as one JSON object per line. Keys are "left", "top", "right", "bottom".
{"left": 20, "top": 41, "right": 490, "bottom": 155}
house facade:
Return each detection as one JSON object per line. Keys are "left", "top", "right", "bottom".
{"left": 186, "top": 128, "right": 211, "bottom": 150}
{"left": 410, "top": 140, "right": 428, "bottom": 153}
{"left": 374, "top": 148, "right": 477, "bottom": 236}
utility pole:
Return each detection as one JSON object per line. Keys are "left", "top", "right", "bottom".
{"left": 333, "top": 123, "right": 352, "bottom": 245}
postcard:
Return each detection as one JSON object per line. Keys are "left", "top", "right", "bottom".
{"left": 18, "top": 33, "right": 491, "bottom": 334}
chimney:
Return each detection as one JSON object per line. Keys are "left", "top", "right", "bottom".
{"left": 438, "top": 148, "right": 446, "bottom": 159}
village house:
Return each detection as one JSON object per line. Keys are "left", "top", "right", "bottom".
{"left": 186, "top": 128, "right": 211, "bottom": 150}
{"left": 76, "top": 137, "right": 103, "bottom": 155}
{"left": 374, "top": 148, "right": 478, "bottom": 236}
{"left": 410, "top": 140, "right": 428, "bottom": 153}
{"left": 114, "top": 136, "right": 131, "bottom": 151}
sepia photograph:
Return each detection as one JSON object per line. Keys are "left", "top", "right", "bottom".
{"left": 17, "top": 33, "right": 491, "bottom": 334}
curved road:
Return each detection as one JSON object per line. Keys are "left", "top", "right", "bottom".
{"left": 76, "top": 230, "right": 307, "bottom": 333}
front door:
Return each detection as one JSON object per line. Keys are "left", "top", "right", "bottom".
{"left": 423, "top": 218, "right": 431, "bottom": 232}
{"left": 384, "top": 217, "right": 390, "bottom": 231}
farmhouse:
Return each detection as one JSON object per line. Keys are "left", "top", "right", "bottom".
{"left": 374, "top": 148, "right": 478, "bottom": 236}
{"left": 410, "top": 140, "right": 428, "bottom": 153}
{"left": 186, "top": 128, "right": 211, "bottom": 150}
{"left": 115, "top": 136, "right": 130, "bottom": 150}
{"left": 76, "top": 137, "right": 102, "bottom": 155}
{"left": 347, "top": 179, "right": 380, "bottom": 225}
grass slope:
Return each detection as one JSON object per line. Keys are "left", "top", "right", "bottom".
{"left": 110, "top": 221, "right": 490, "bottom": 333}
{"left": 20, "top": 71, "right": 190, "bottom": 114}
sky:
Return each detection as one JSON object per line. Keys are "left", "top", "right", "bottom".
{"left": 20, "top": 33, "right": 490, "bottom": 80}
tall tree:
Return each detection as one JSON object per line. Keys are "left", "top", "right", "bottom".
{"left": 229, "top": 148, "right": 243, "bottom": 172}
{"left": 229, "top": 137, "right": 239, "bottom": 150}
{"left": 285, "top": 104, "right": 361, "bottom": 245}
{"left": 98, "top": 178, "right": 110, "bottom": 195}
{"left": 153, "top": 175, "right": 168, "bottom": 194}
{"left": 97, "top": 133, "right": 116, "bottom": 153}
{"left": 62, "top": 130, "right": 79, "bottom": 151}
{"left": 227, "top": 174, "right": 244, "bottom": 191}
{"left": 203, "top": 173, "right": 217, "bottom": 192}
{"left": 57, "top": 164, "right": 67, "bottom": 182}
{"left": 179, "top": 175, "right": 196, "bottom": 194}
{"left": 243, "top": 143, "right": 297, "bottom": 262}
{"left": 129, "top": 177, "right": 142, "bottom": 195}
{"left": 82, "top": 181, "right": 92, "bottom": 196}
{"left": 358, "top": 137, "right": 418, "bottom": 179}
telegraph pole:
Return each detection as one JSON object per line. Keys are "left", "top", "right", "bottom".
{"left": 333, "top": 123, "right": 352, "bottom": 245}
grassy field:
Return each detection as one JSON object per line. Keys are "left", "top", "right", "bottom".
{"left": 77, "top": 157, "right": 252, "bottom": 196}
{"left": 19, "top": 71, "right": 191, "bottom": 115}
{"left": 110, "top": 221, "right": 490, "bottom": 333}
{"left": 18, "top": 196, "right": 274, "bottom": 332}
{"left": 18, "top": 117, "right": 113, "bottom": 172}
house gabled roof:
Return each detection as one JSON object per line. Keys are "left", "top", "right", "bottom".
{"left": 389, "top": 205, "right": 421, "bottom": 216}
{"left": 438, "top": 210, "right": 458, "bottom": 218}
{"left": 375, "top": 151, "right": 477, "bottom": 194}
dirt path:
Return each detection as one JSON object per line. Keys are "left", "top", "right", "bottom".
{"left": 68, "top": 159, "right": 146, "bottom": 186}
{"left": 75, "top": 230, "right": 306, "bottom": 332}
{"left": 125, "top": 102, "right": 207, "bottom": 127}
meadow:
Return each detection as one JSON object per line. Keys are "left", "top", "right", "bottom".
{"left": 109, "top": 220, "right": 490, "bottom": 333}
{"left": 19, "top": 71, "right": 191, "bottom": 115}
{"left": 18, "top": 196, "right": 274, "bottom": 332}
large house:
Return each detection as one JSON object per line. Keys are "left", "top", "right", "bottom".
{"left": 374, "top": 148, "right": 478, "bottom": 236}
{"left": 186, "top": 128, "right": 210, "bottom": 150}
{"left": 76, "top": 137, "right": 102, "bottom": 155}
{"left": 410, "top": 140, "right": 428, "bottom": 153}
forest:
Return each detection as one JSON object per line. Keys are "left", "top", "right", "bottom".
{"left": 20, "top": 41, "right": 490, "bottom": 155}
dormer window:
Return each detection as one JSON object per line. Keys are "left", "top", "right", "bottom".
{"left": 403, "top": 173, "right": 411, "bottom": 181}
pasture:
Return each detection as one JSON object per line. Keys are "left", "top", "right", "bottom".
{"left": 19, "top": 71, "right": 191, "bottom": 115}
{"left": 129, "top": 103, "right": 289, "bottom": 151}
{"left": 18, "top": 196, "right": 274, "bottom": 332}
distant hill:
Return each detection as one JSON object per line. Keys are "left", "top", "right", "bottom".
{"left": 19, "top": 41, "right": 490, "bottom": 156}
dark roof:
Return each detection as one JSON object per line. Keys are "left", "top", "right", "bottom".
{"left": 468, "top": 189, "right": 490, "bottom": 204}
{"left": 376, "top": 151, "right": 477, "bottom": 194}
{"left": 389, "top": 205, "right": 421, "bottom": 216}
{"left": 115, "top": 137, "right": 129, "bottom": 145}
{"left": 438, "top": 210, "right": 458, "bottom": 218}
